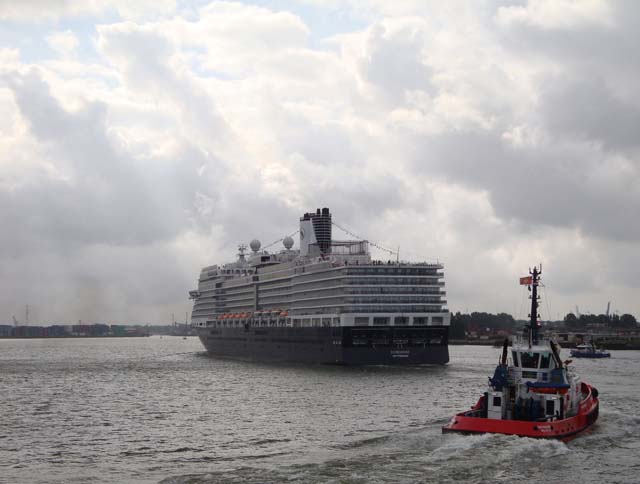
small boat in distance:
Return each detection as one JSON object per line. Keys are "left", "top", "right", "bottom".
{"left": 442, "top": 266, "right": 599, "bottom": 440}
{"left": 571, "top": 342, "right": 611, "bottom": 358}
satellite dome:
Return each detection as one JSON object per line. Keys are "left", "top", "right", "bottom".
{"left": 250, "top": 239, "right": 261, "bottom": 252}
{"left": 283, "top": 236, "right": 294, "bottom": 250}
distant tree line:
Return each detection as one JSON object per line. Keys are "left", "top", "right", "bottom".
{"left": 563, "top": 312, "right": 637, "bottom": 330}
{"left": 450, "top": 311, "right": 638, "bottom": 339}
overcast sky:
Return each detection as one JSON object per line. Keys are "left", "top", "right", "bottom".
{"left": 1, "top": 0, "right": 639, "bottom": 325}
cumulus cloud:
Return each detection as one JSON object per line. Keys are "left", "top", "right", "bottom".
{"left": 46, "top": 30, "right": 79, "bottom": 58}
{"left": 1, "top": 0, "right": 639, "bottom": 324}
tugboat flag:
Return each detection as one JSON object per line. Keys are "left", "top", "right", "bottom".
{"left": 520, "top": 276, "right": 533, "bottom": 285}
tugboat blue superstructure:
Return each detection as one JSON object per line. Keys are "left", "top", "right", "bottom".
{"left": 443, "top": 266, "right": 599, "bottom": 440}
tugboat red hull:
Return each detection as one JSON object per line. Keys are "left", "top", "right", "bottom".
{"left": 442, "top": 382, "right": 599, "bottom": 441}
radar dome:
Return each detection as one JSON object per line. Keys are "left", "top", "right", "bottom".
{"left": 283, "top": 236, "right": 294, "bottom": 250}
{"left": 249, "top": 239, "right": 261, "bottom": 252}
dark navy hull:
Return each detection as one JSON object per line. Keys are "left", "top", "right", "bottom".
{"left": 196, "top": 326, "right": 449, "bottom": 365}
{"left": 570, "top": 351, "right": 611, "bottom": 358}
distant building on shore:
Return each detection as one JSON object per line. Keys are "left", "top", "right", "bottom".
{"left": 0, "top": 323, "right": 151, "bottom": 338}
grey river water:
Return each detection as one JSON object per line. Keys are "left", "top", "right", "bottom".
{"left": 1, "top": 337, "right": 639, "bottom": 483}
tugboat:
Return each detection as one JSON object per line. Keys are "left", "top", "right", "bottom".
{"left": 442, "top": 266, "right": 599, "bottom": 440}
{"left": 570, "top": 342, "right": 611, "bottom": 358}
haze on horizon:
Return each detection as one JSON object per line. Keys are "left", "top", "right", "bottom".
{"left": 1, "top": 0, "right": 639, "bottom": 325}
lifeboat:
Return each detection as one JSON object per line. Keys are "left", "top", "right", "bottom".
{"left": 442, "top": 266, "right": 599, "bottom": 441}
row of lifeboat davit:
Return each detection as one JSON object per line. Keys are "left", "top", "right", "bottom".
{"left": 217, "top": 310, "right": 288, "bottom": 321}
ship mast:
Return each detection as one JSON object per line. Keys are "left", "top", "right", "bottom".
{"left": 529, "top": 265, "right": 541, "bottom": 347}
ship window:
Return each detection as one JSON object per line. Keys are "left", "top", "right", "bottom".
{"left": 354, "top": 317, "right": 369, "bottom": 326}
{"left": 492, "top": 396, "right": 501, "bottom": 407}
{"left": 394, "top": 316, "right": 409, "bottom": 325}
{"left": 512, "top": 351, "right": 519, "bottom": 366}
{"left": 540, "top": 353, "right": 551, "bottom": 369}
{"left": 413, "top": 317, "right": 428, "bottom": 326}
{"left": 432, "top": 316, "right": 443, "bottom": 323}
{"left": 373, "top": 317, "right": 389, "bottom": 326}
{"left": 546, "top": 400, "right": 555, "bottom": 415}
{"left": 520, "top": 352, "right": 540, "bottom": 368}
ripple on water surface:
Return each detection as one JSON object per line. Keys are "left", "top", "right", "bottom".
{"left": 1, "top": 339, "right": 639, "bottom": 484}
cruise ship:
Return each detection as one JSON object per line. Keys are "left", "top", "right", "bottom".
{"left": 190, "top": 208, "right": 450, "bottom": 365}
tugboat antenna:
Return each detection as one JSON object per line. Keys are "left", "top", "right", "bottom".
{"left": 529, "top": 265, "right": 541, "bottom": 348}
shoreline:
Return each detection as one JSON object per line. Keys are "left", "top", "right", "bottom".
{"left": 449, "top": 338, "right": 640, "bottom": 350}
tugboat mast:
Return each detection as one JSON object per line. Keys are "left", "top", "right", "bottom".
{"left": 529, "top": 265, "right": 541, "bottom": 348}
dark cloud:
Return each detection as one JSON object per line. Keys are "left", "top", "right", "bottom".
{"left": 496, "top": 1, "right": 640, "bottom": 154}
{"left": 410, "top": 128, "right": 640, "bottom": 241}
{"left": 539, "top": 74, "right": 640, "bottom": 152}
{"left": 2, "top": 70, "right": 216, "bottom": 250}
{"left": 0, "top": 69, "right": 222, "bottom": 323}
{"left": 358, "top": 22, "right": 434, "bottom": 104}
{"left": 497, "top": 1, "right": 640, "bottom": 71}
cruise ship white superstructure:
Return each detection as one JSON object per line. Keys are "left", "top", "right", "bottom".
{"left": 190, "top": 208, "right": 450, "bottom": 364}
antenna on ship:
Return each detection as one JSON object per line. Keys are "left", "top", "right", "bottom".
{"left": 528, "top": 265, "right": 542, "bottom": 348}
{"left": 238, "top": 244, "right": 248, "bottom": 262}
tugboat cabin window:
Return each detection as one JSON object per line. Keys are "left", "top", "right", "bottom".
{"left": 540, "top": 352, "right": 551, "bottom": 369}
{"left": 546, "top": 400, "right": 555, "bottom": 415}
{"left": 520, "top": 352, "right": 540, "bottom": 368}
{"left": 493, "top": 396, "right": 501, "bottom": 407}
